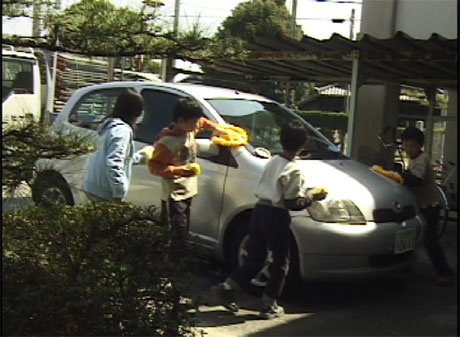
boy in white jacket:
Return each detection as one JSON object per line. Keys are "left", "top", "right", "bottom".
{"left": 212, "top": 120, "right": 327, "bottom": 319}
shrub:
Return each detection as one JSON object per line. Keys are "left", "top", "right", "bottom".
{"left": 2, "top": 121, "right": 95, "bottom": 193}
{"left": 295, "top": 110, "right": 349, "bottom": 131}
{"left": 2, "top": 202, "right": 198, "bottom": 336}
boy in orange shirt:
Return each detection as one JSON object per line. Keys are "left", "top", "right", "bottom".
{"left": 148, "top": 97, "right": 226, "bottom": 241}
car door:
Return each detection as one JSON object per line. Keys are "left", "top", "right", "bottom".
{"left": 127, "top": 88, "right": 231, "bottom": 249}
{"left": 126, "top": 88, "right": 180, "bottom": 208}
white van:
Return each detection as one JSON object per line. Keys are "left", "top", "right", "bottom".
{"left": 33, "top": 82, "right": 425, "bottom": 282}
{"left": 2, "top": 47, "right": 43, "bottom": 126}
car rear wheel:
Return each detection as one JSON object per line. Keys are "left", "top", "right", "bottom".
{"left": 32, "top": 172, "right": 74, "bottom": 207}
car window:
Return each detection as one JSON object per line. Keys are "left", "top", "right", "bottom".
{"left": 69, "top": 88, "right": 125, "bottom": 130}
{"left": 136, "top": 89, "right": 182, "bottom": 143}
{"left": 207, "top": 98, "right": 346, "bottom": 159}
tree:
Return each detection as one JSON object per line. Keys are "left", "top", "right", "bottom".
{"left": 216, "top": 0, "right": 303, "bottom": 42}
{"left": 2, "top": 0, "right": 213, "bottom": 60}
{"left": 2, "top": 0, "right": 53, "bottom": 19}
{"left": 191, "top": 0, "right": 311, "bottom": 104}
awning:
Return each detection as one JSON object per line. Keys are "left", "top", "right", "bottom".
{"left": 202, "top": 31, "right": 457, "bottom": 88}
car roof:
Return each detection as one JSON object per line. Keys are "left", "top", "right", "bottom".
{"left": 82, "top": 81, "right": 273, "bottom": 102}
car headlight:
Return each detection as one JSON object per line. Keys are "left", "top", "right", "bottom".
{"left": 307, "top": 199, "right": 366, "bottom": 224}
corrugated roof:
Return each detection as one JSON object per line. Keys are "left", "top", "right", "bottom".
{"left": 202, "top": 31, "right": 457, "bottom": 88}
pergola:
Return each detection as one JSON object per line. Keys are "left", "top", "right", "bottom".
{"left": 200, "top": 31, "right": 458, "bottom": 155}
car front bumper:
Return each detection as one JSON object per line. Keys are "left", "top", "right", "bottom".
{"left": 291, "top": 213, "right": 425, "bottom": 281}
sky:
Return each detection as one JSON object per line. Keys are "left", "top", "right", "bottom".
{"left": 2, "top": 0, "right": 362, "bottom": 40}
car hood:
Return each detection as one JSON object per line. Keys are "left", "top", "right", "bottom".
{"left": 296, "top": 159, "right": 418, "bottom": 221}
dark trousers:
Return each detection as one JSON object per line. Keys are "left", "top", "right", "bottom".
{"left": 161, "top": 198, "right": 192, "bottom": 242}
{"left": 422, "top": 205, "right": 452, "bottom": 276}
{"left": 230, "top": 204, "right": 291, "bottom": 300}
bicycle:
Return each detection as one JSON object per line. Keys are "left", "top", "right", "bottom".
{"left": 377, "top": 126, "right": 454, "bottom": 239}
{"left": 434, "top": 160, "right": 457, "bottom": 238}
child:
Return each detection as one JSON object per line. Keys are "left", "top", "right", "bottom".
{"left": 83, "top": 88, "right": 150, "bottom": 202}
{"left": 148, "top": 97, "right": 226, "bottom": 241}
{"left": 400, "top": 126, "right": 453, "bottom": 286}
{"left": 211, "top": 120, "right": 327, "bottom": 319}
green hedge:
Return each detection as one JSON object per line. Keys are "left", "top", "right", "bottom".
{"left": 2, "top": 202, "right": 198, "bottom": 336}
{"left": 295, "top": 110, "right": 349, "bottom": 130}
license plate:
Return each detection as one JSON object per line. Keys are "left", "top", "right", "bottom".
{"left": 394, "top": 228, "right": 416, "bottom": 254}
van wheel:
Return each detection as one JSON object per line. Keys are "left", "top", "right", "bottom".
{"left": 32, "top": 172, "right": 74, "bottom": 207}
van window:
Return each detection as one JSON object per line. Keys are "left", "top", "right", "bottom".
{"left": 207, "top": 98, "right": 346, "bottom": 159}
{"left": 69, "top": 88, "right": 125, "bottom": 130}
{"left": 2, "top": 58, "right": 34, "bottom": 100}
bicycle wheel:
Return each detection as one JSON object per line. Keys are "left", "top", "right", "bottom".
{"left": 435, "top": 184, "right": 449, "bottom": 239}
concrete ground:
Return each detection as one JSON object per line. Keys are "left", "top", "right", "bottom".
{"left": 185, "top": 219, "right": 458, "bottom": 337}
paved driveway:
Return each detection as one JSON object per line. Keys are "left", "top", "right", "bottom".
{"left": 185, "top": 219, "right": 458, "bottom": 337}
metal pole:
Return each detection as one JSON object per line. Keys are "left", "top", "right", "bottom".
{"left": 32, "top": 2, "right": 42, "bottom": 36}
{"left": 349, "top": 8, "right": 355, "bottom": 40}
{"left": 424, "top": 86, "right": 436, "bottom": 156}
{"left": 291, "top": 0, "right": 298, "bottom": 38}
{"left": 345, "top": 50, "right": 360, "bottom": 157}
{"left": 173, "top": 0, "right": 180, "bottom": 33}
{"left": 161, "top": 0, "right": 180, "bottom": 81}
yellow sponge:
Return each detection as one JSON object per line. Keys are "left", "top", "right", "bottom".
{"left": 188, "top": 163, "right": 202, "bottom": 176}
{"left": 139, "top": 145, "right": 155, "bottom": 160}
{"left": 312, "top": 187, "right": 328, "bottom": 195}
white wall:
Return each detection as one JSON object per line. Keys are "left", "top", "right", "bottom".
{"left": 395, "top": 0, "right": 457, "bottom": 38}
{"left": 360, "top": 0, "right": 458, "bottom": 38}
{"left": 353, "top": 0, "right": 457, "bottom": 172}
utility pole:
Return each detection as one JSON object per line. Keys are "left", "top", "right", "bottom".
{"left": 349, "top": 8, "right": 355, "bottom": 40}
{"left": 291, "top": 0, "right": 298, "bottom": 38}
{"left": 161, "top": 0, "right": 180, "bottom": 82}
{"left": 32, "top": 2, "right": 42, "bottom": 36}
{"left": 285, "top": 0, "right": 298, "bottom": 108}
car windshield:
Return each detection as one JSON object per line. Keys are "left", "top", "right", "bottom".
{"left": 206, "top": 98, "right": 346, "bottom": 159}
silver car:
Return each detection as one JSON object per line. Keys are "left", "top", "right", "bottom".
{"left": 34, "top": 81, "right": 425, "bottom": 283}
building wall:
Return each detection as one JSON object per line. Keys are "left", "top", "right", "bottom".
{"left": 353, "top": 0, "right": 457, "bottom": 175}
{"left": 361, "top": 0, "right": 457, "bottom": 38}
{"left": 395, "top": 0, "right": 457, "bottom": 38}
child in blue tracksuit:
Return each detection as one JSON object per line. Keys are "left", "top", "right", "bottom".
{"left": 83, "top": 88, "right": 149, "bottom": 202}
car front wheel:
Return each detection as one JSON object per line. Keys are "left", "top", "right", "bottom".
{"left": 229, "top": 220, "right": 301, "bottom": 290}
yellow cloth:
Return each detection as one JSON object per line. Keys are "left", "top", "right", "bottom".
{"left": 372, "top": 165, "right": 404, "bottom": 184}
{"left": 212, "top": 124, "right": 248, "bottom": 147}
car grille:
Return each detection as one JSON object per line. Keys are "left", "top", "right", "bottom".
{"left": 372, "top": 206, "right": 416, "bottom": 223}
{"left": 369, "top": 251, "right": 414, "bottom": 268}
